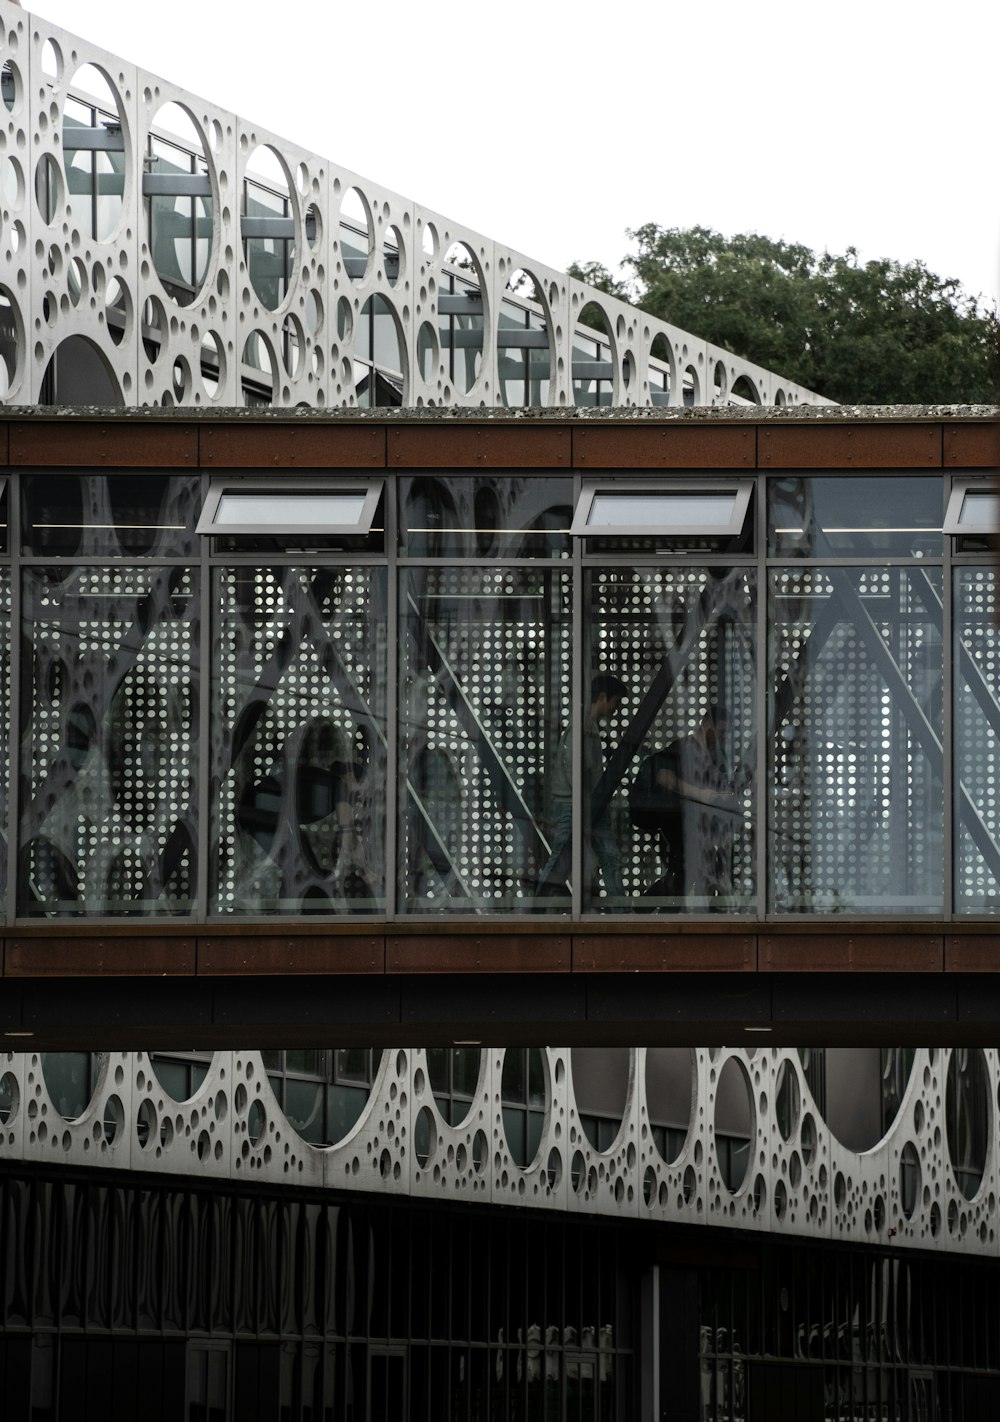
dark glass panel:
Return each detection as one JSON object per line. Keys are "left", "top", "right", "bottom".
{"left": 399, "top": 475, "right": 572, "bottom": 559}
{"left": 22, "top": 473, "right": 198, "bottom": 558}
{"left": 768, "top": 475, "right": 943, "bottom": 558}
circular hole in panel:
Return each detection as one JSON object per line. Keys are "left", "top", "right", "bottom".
{"left": 336, "top": 295, "right": 352, "bottom": 342}
{"left": 571, "top": 1048, "right": 630, "bottom": 1153}
{"left": 571, "top": 1150, "right": 586, "bottom": 1193}
{"left": 713, "top": 359, "right": 727, "bottom": 401}
{"left": 305, "top": 202, "right": 321, "bottom": 252}
{"left": 682, "top": 363, "right": 701, "bottom": 405}
{"left": 383, "top": 224, "right": 402, "bottom": 287}
{"left": 788, "top": 1151, "right": 802, "bottom": 1189}
{"left": 622, "top": 350, "right": 635, "bottom": 390}
{"left": 148, "top": 102, "right": 215, "bottom": 306}
{"left": 730, "top": 374, "right": 761, "bottom": 404}
{"left": 280, "top": 313, "right": 303, "bottom": 379}
{"left": 41, "top": 38, "right": 62, "bottom": 79}
{"left": 339, "top": 185, "right": 372, "bottom": 283}
{"left": 413, "top": 1106, "right": 436, "bottom": 1168}
{"left": 642, "top": 1165, "right": 656, "bottom": 1206}
{"left": 824, "top": 1049, "right": 914, "bottom": 1152}
{"left": 354, "top": 296, "right": 405, "bottom": 407}
{"left": 0, "top": 1072, "right": 19, "bottom": 1126}
{"left": 243, "top": 145, "right": 294, "bottom": 311}
{"left": 104, "top": 275, "right": 130, "bottom": 347}
{"left": 874, "top": 1194, "right": 886, "bottom": 1231}
{"left": 426, "top": 1047, "right": 481, "bottom": 1128}
{"left": 103, "top": 1094, "right": 123, "bottom": 1146}
{"left": 546, "top": 1148, "right": 562, "bottom": 1189}
{"left": 41, "top": 1052, "right": 101, "bottom": 1120}
{"left": 472, "top": 1129, "right": 488, "bottom": 1173}
{"left": 141, "top": 295, "right": 165, "bottom": 364}
{"left": 241, "top": 331, "right": 275, "bottom": 405}
{"left": 645, "top": 1047, "right": 695, "bottom": 1166}
{"left": 0, "top": 284, "right": 23, "bottom": 397}
{"left": 774, "top": 388, "right": 786, "bottom": 407}
{"left": 421, "top": 221, "right": 437, "bottom": 259}
{"left": 200, "top": 329, "right": 224, "bottom": 396}
{"left": 247, "top": 1099, "right": 266, "bottom": 1146}
{"left": 946, "top": 1047, "right": 989, "bottom": 1201}
{"left": 801, "top": 1112, "right": 817, "bottom": 1166}
{"left": 439, "top": 241, "right": 484, "bottom": 396}
{"left": 900, "top": 1140, "right": 920, "bottom": 1220}
{"left": 34, "top": 152, "right": 62, "bottom": 226}
{"left": 417, "top": 320, "right": 439, "bottom": 381}
{"left": 40, "top": 336, "right": 123, "bottom": 406}
{"left": 774, "top": 1179, "right": 787, "bottom": 1219}
{"left": 775, "top": 1060, "right": 800, "bottom": 1141}
{"left": 171, "top": 355, "right": 191, "bottom": 402}
{"left": 499, "top": 267, "right": 551, "bottom": 409}
{"left": 2, "top": 59, "right": 22, "bottom": 116}
{"left": 64, "top": 64, "right": 126, "bottom": 240}
{"left": 500, "top": 1048, "right": 547, "bottom": 1168}
{"left": 682, "top": 1164, "right": 697, "bottom": 1204}
{"left": 573, "top": 300, "right": 615, "bottom": 407}
{"left": 834, "top": 1171, "right": 846, "bottom": 1208}
{"left": 136, "top": 1097, "right": 156, "bottom": 1149}
{"left": 752, "top": 1173, "right": 767, "bottom": 1214}
{"left": 304, "top": 288, "right": 322, "bottom": 338}
{"left": 714, "top": 1057, "right": 753, "bottom": 1192}
{"left": 648, "top": 332, "right": 674, "bottom": 405}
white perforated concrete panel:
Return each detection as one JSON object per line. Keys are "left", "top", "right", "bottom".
{"left": 0, "top": 0, "right": 830, "bottom": 414}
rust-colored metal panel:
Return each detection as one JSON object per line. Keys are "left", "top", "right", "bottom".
{"left": 9, "top": 421, "right": 198, "bottom": 467}
{"left": 943, "top": 422, "right": 1000, "bottom": 468}
{"left": 387, "top": 425, "right": 570, "bottom": 468}
{"left": 573, "top": 933, "right": 755, "bottom": 972}
{"left": 199, "top": 423, "right": 385, "bottom": 468}
{"left": 198, "top": 935, "right": 384, "bottom": 974}
{"left": 0, "top": 421, "right": 8, "bottom": 466}
{"left": 387, "top": 933, "right": 571, "bottom": 972}
{"left": 5, "top": 937, "right": 196, "bottom": 975}
{"left": 758, "top": 423, "right": 941, "bottom": 469}
{"left": 945, "top": 935, "right": 1000, "bottom": 971}
{"left": 759, "top": 934, "right": 943, "bottom": 972}
{"left": 572, "top": 424, "right": 755, "bottom": 469}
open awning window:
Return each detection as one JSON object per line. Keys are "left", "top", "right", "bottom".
{"left": 197, "top": 475, "right": 384, "bottom": 538}
{"left": 943, "top": 477, "right": 999, "bottom": 537}
{"left": 571, "top": 479, "right": 753, "bottom": 539}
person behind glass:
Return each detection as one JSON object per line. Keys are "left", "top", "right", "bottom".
{"left": 644, "top": 704, "right": 746, "bottom": 903}
{"left": 537, "top": 672, "right": 629, "bottom": 902}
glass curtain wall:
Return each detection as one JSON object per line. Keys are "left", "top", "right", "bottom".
{"left": 3, "top": 466, "right": 997, "bottom": 921}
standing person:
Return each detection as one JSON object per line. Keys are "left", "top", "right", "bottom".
{"left": 634, "top": 705, "right": 746, "bottom": 903}
{"left": 537, "top": 672, "right": 628, "bottom": 902}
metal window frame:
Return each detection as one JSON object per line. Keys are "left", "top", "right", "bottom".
{"left": 943, "top": 475, "right": 998, "bottom": 535}
{"left": 196, "top": 473, "right": 384, "bottom": 537}
{"left": 570, "top": 477, "right": 753, "bottom": 538}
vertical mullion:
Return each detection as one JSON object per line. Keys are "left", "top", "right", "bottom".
{"left": 942, "top": 510, "right": 954, "bottom": 918}
{"left": 756, "top": 474, "right": 768, "bottom": 918}
{"left": 385, "top": 473, "right": 399, "bottom": 918}
{"left": 6, "top": 472, "right": 20, "bottom": 925}
{"left": 196, "top": 474, "right": 211, "bottom": 920}
{"left": 571, "top": 474, "right": 583, "bottom": 919}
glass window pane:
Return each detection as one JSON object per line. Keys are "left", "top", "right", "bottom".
{"left": 19, "top": 564, "right": 199, "bottom": 916}
{"left": 211, "top": 566, "right": 388, "bottom": 915}
{"left": 584, "top": 567, "right": 756, "bottom": 912}
{"left": 22, "top": 473, "right": 199, "bottom": 558}
{"left": 954, "top": 568, "right": 1000, "bottom": 912}
{"left": 769, "top": 566, "right": 943, "bottom": 913}
{"left": 398, "top": 475, "right": 571, "bottom": 559}
{"left": 768, "top": 476, "right": 944, "bottom": 557}
{"left": 398, "top": 566, "right": 571, "bottom": 913}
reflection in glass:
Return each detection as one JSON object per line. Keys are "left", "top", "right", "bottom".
{"left": 768, "top": 476, "right": 943, "bottom": 558}
{"left": 399, "top": 475, "right": 571, "bottom": 558}
{"left": 769, "top": 566, "right": 943, "bottom": 913}
{"left": 586, "top": 567, "right": 756, "bottom": 912}
{"left": 586, "top": 491, "right": 737, "bottom": 529}
{"left": 213, "top": 566, "right": 387, "bottom": 914}
{"left": 954, "top": 569, "right": 1000, "bottom": 911}
{"left": 20, "top": 564, "right": 198, "bottom": 916}
{"left": 399, "top": 565, "right": 570, "bottom": 912}
{"left": 21, "top": 473, "right": 199, "bottom": 558}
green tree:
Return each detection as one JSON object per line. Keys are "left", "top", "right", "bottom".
{"left": 571, "top": 227, "right": 999, "bottom": 403}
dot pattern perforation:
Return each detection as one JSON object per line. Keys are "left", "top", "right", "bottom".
{"left": 408, "top": 1048, "right": 493, "bottom": 1202}
{"left": 131, "top": 1050, "right": 233, "bottom": 1178}
{"left": 0, "top": 1051, "right": 26, "bottom": 1159}
{"left": 0, "top": 0, "right": 829, "bottom": 412}
{"left": 23, "top": 1050, "right": 134, "bottom": 1168}
{"left": 564, "top": 1048, "right": 640, "bottom": 1218}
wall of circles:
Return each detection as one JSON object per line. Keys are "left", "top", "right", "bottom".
{"left": 0, "top": 0, "right": 829, "bottom": 411}
{"left": 1, "top": 1045, "right": 997, "bottom": 1259}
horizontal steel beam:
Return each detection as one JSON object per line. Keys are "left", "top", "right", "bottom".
{"left": 142, "top": 173, "right": 212, "bottom": 197}
{"left": 63, "top": 124, "right": 125, "bottom": 152}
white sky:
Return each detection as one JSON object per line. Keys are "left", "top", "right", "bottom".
{"left": 29, "top": 0, "right": 1000, "bottom": 309}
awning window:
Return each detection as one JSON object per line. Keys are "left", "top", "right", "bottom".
{"left": 197, "top": 475, "right": 384, "bottom": 537}
{"left": 571, "top": 479, "right": 753, "bottom": 538}
{"left": 943, "top": 477, "right": 999, "bottom": 536}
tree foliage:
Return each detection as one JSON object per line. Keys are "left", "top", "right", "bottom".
{"left": 570, "top": 227, "right": 999, "bottom": 404}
